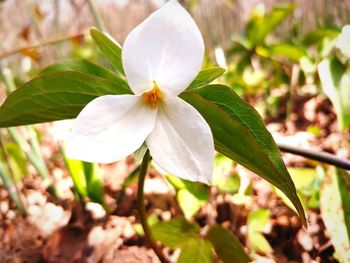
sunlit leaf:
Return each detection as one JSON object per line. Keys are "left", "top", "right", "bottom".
{"left": 166, "top": 175, "right": 209, "bottom": 218}
{"left": 181, "top": 85, "right": 306, "bottom": 225}
{"left": 83, "top": 162, "right": 105, "bottom": 205}
{"left": 187, "top": 67, "right": 225, "bottom": 90}
{"left": 320, "top": 168, "right": 350, "bottom": 262}
{"left": 206, "top": 225, "right": 251, "bottom": 263}
{"left": 246, "top": 4, "right": 295, "bottom": 46}
{"left": 302, "top": 28, "right": 340, "bottom": 46}
{"left": 151, "top": 217, "right": 199, "bottom": 248}
{"left": 268, "top": 43, "right": 307, "bottom": 61}
{"left": 178, "top": 238, "right": 213, "bottom": 263}
{"left": 63, "top": 155, "right": 87, "bottom": 197}
{"left": 247, "top": 208, "right": 272, "bottom": 253}
{"left": 318, "top": 58, "right": 350, "bottom": 130}
{"left": 213, "top": 155, "right": 240, "bottom": 194}
{"left": 177, "top": 188, "right": 206, "bottom": 219}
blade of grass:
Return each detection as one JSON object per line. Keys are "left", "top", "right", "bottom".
{"left": 0, "top": 136, "right": 26, "bottom": 215}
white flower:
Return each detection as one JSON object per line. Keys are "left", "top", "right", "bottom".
{"left": 67, "top": 0, "right": 214, "bottom": 184}
{"left": 336, "top": 25, "right": 350, "bottom": 58}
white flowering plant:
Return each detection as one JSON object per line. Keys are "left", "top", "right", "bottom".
{"left": 0, "top": 1, "right": 305, "bottom": 261}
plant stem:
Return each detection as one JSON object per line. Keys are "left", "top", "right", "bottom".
{"left": 0, "top": 136, "right": 27, "bottom": 215}
{"left": 278, "top": 143, "right": 350, "bottom": 170}
{"left": 137, "top": 150, "right": 168, "bottom": 263}
{"left": 87, "top": 0, "right": 105, "bottom": 31}
{"left": 0, "top": 32, "right": 86, "bottom": 60}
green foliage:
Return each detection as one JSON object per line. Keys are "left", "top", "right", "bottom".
{"left": 318, "top": 58, "right": 350, "bottom": 131}
{"left": 40, "top": 59, "right": 125, "bottom": 84}
{"left": 90, "top": 28, "right": 125, "bottom": 75}
{"left": 187, "top": 67, "right": 225, "bottom": 90}
{"left": 178, "top": 238, "right": 213, "bottom": 263}
{"left": 213, "top": 155, "right": 240, "bottom": 194}
{"left": 0, "top": 162, "right": 26, "bottom": 214}
{"left": 151, "top": 217, "right": 199, "bottom": 248}
{"left": 320, "top": 168, "right": 350, "bottom": 262}
{"left": 152, "top": 217, "right": 250, "bottom": 263}
{"left": 181, "top": 85, "right": 306, "bottom": 225}
{"left": 246, "top": 4, "right": 295, "bottom": 47}
{"left": 63, "top": 150, "right": 106, "bottom": 207}
{"left": 167, "top": 175, "right": 209, "bottom": 219}
{"left": 0, "top": 71, "right": 131, "bottom": 127}
{"left": 267, "top": 43, "right": 307, "bottom": 62}
{"left": 206, "top": 225, "right": 251, "bottom": 263}
{"left": 302, "top": 28, "right": 340, "bottom": 46}
{"left": 247, "top": 208, "right": 272, "bottom": 253}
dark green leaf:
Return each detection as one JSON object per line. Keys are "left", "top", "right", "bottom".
{"left": 40, "top": 59, "right": 125, "bottom": 84}
{"left": 90, "top": 28, "right": 125, "bottom": 75}
{"left": 181, "top": 85, "right": 306, "bottom": 225}
{"left": 187, "top": 67, "right": 225, "bottom": 90}
{"left": 178, "top": 238, "right": 213, "bottom": 263}
{"left": 151, "top": 217, "right": 199, "bottom": 248}
{"left": 0, "top": 71, "right": 131, "bottom": 127}
{"left": 206, "top": 225, "right": 251, "bottom": 263}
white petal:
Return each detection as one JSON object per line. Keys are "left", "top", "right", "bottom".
{"left": 146, "top": 97, "right": 214, "bottom": 184}
{"left": 67, "top": 95, "right": 157, "bottom": 163}
{"left": 122, "top": 0, "right": 204, "bottom": 96}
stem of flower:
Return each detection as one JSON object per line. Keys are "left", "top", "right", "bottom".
{"left": 137, "top": 150, "right": 169, "bottom": 263}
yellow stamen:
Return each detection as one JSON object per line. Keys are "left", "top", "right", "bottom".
{"left": 143, "top": 81, "right": 163, "bottom": 108}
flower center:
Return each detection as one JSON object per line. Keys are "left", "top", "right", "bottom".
{"left": 143, "top": 81, "right": 163, "bottom": 108}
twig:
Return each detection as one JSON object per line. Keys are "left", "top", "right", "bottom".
{"left": 278, "top": 143, "right": 350, "bottom": 170}
{"left": 137, "top": 150, "right": 169, "bottom": 263}
{"left": 87, "top": 0, "right": 105, "bottom": 31}
{"left": 0, "top": 32, "right": 86, "bottom": 60}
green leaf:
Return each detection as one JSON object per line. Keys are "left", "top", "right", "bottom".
{"left": 0, "top": 71, "right": 131, "bottom": 127}
{"left": 40, "top": 59, "right": 125, "bottom": 84}
{"left": 178, "top": 238, "right": 213, "bottom": 263}
{"left": 318, "top": 58, "right": 350, "bottom": 131}
{"left": 166, "top": 175, "right": 209, "bottom": 218}
{"left": 247, "top": 208, "right": 272, "bottom": 253}
{"left": 0, "top": 162, "right": 26, "bottom": 214}
{"left": 63, "top": 156, "right": 88, "bottom": 197}
{"left": 151, "top": 217, "right": 199, "bottom": 249}
{"left": 181, "top": 85, "right": 306, "bottom": 225}
{"left": 177, "top": 188, "right": 207, "bottom": 219}
{"left": 268, "top": 44, "right": 307, "bottom": 61}
{"left": 206, "top": 225, "right": 251, "bottom": 263}
{"left": 302, "top": 28, "right": 340, "bottom": 46}
{"left": 246, "top": 4, "right": 295, "bottom": 46}
{"left": 213, "top": 155, "right": 240, "bottom": 194}
{"left": 187, "top": 67, "right": 225, "bottom": 90}
{"left": 320, "top": 168, "right": 350, "bottom": 262}
{"left": 83, "top": 162, "right": 105, "bottom": 205}
{"left": 90, "top": 28, "right": 125, "bottom": 75}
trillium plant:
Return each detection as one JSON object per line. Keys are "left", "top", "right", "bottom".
{"left": 0, "top": 0, "right": 306, "bottom": 261}
{"left": 68, "top": 0, "right": 214, "bottom": 185}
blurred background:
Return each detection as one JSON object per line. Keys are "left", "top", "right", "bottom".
{"left": 1, "top": 0, "right": 350, "bottom": 262}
